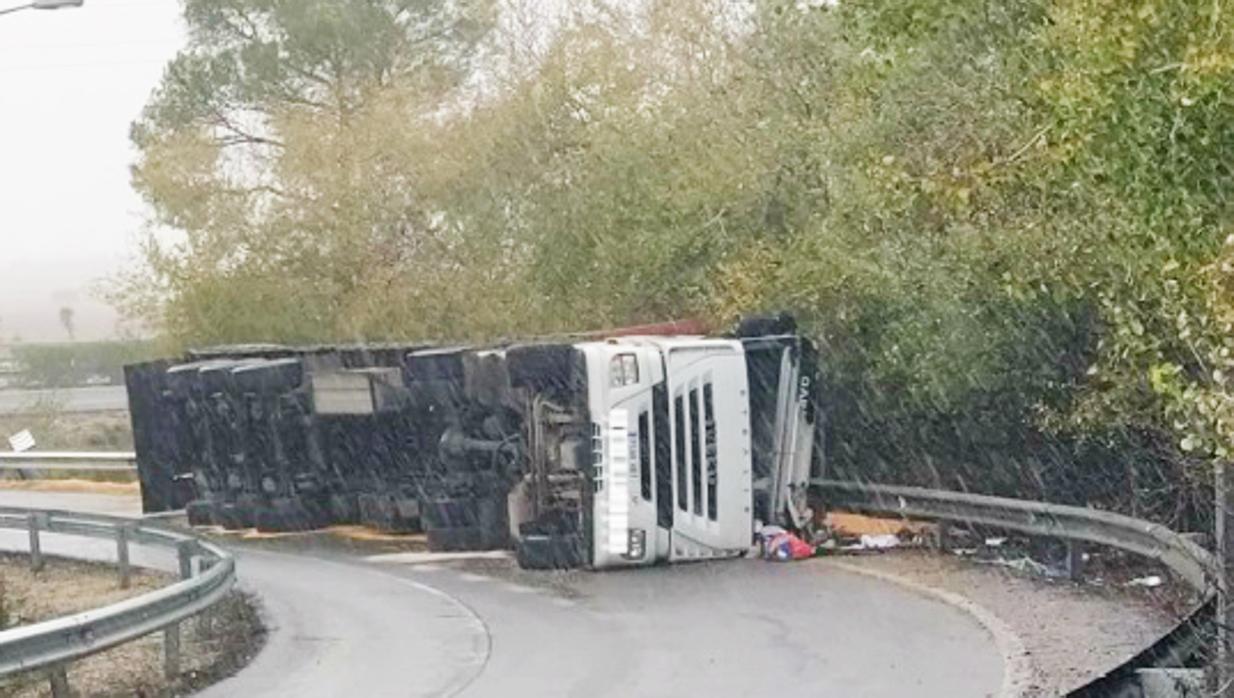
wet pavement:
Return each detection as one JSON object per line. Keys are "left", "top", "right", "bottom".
{"left": 0, "top": 491, "right": 1005, "bottom": 698}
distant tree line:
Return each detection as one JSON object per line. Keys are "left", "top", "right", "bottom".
{"left": 114, "top": 0, "right": 1234, "bottom": 527}
{"left": 11, "top": 342, "right": 156, "bottom": 388}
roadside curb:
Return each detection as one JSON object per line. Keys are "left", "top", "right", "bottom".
{"left": 830, "top": 559, "right": 1033, "bottom": 698}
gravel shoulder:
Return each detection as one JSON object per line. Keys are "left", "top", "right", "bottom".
{"left": 0, "top": 553, "right": 264, "bottom": 698}
{"left": 829, "top": 550, "right": 1180, "bottom": 697}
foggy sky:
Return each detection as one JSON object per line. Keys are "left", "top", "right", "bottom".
{"left": 0, "top": 0, "right": 184, "bottom": 343}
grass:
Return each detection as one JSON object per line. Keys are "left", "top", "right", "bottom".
{"left": 0, "top": 410, "right": 134, "bottom": 453}
{"left": 0, "top": 399, "right": 137, "bottom": 483}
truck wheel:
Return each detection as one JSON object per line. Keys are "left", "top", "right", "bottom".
{"left": 254, "top": 497, "right": 324, "bottom": 532}
{"left": 253, "top": 502, "right": 285, "bottom": 532}
{"left": 215, "top": 502, "right": 249, "bottom": 530}
{"left": 380, "top": 497, "right": 421, "bottom": 534}
{"left": 185, "top": 499, "right": 214, "bottom": 527}
{"left": 476, "top": 495, "right": 509, "bottom": 548}
{"left": 300, "top": 495, "right": 332, "bottom": 529}
{"left": 358, "top": 493, "right": 390, "bottom": 529}
{"left": 516, "top": 533, "right": 584, "bottom": 569}
{"left": 328, "top": 493, "right": 360, "bottom": 525}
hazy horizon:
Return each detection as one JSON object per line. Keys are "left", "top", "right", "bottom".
{"left": 0, "top": 0, "right": 184, "bottom": 343}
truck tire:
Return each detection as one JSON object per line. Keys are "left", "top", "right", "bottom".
{"left": 253, "top": 502, "right": 285, "bottom": 532}
{"left": 359, "top": 494, "right": 420, "bottom": 533}
{"left": 516, "top": 533, "right": 584, "bottom": 569}
{"left": 254, "top": 498, "right": 296, "bottom": 532}
{"left": 215, "top": 501, "right": 252, "bottom": 530}
{"left": 422, "top": 496, "right": 478, "bottom": 530}
{"left": 476, "top": 495, "right": 508, "bottom": 548}
{"left": 358, "top": 493, "right": 393, "bottom": 529}
{"left": 185, "top": 499, "right": 214, "bottom": 527}
{"left": 328, "top": 493, "right": 360, "bottom": 525}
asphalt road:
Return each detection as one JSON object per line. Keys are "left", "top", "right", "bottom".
{"left": 0, "top": 491, "right": 1005, "bottom": 697}
{"left": 0, "top": 385, "right": 128, "bottom": 414}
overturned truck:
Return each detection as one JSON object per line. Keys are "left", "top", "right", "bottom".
{"left": 126, "top": 317, "right": 823, "bottom": 569}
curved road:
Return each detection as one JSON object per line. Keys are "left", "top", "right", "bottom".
{"left": 0, "top": 491, "right": 1004, "bottom": 697}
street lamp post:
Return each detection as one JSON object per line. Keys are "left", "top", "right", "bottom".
{"left": 0, "top": 0, "right": 84, "bottom": 17}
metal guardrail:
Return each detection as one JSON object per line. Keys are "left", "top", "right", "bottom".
{"left": 0, "top": 506, "right": 235, "bottom": 696}
{"left": 0, "top": 451, "right": 138, "bottom": 473}
{"left": 813, "top": 478, "right": 1218, "bottom": 697}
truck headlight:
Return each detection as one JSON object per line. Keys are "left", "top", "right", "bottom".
{"left": 626, "top": 528, "right": 646, "bottom": 559}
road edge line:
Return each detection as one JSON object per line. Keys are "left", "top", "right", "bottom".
{"left": 830, "top": 560, "right": 1032, "bottom": 698}
{"left": 233, "top": 547, "right": 494, "bottom": 697}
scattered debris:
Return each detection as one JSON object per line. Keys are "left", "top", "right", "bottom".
{"left": 1125, "top": 575, "right": 1164, "bottom": 589}
{"left": 7, "top": 428, "right": 35, "bottom": 452}
{"left": 825, "top": 512, "right": 932, "bottom": 538}
{"left": 856, "top": 533, "right": 900, "bottom": 550}
{"left": 758, "top": 525, "right": 816, "bottom": 561}
{"left": 974, "top": 555, "right": 1070, "bottom": 579}
{"left": 770, "top": 533, "right": 816, "bottom": 561}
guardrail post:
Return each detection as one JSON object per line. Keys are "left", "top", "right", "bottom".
{"left": 115, "top": 524, "right": 131, "bottom": 589}
{"left": 1215, "top": 461, "right": 1234, "bottom": 697}
{"left": 27, "top": 513, "right": 45, "bottom": 572}
{"left": 934, "top": 521, "right": 951, "bottom": 552}
{"left": 163, "top": 623, "right": 181, "bottom": 679}
{"left": 195, "top": 557, "right": 215, "bottom": 639}
{"left": 1066, "top": 541, "right": 1084, "bottom": 582}
{"left": 176, "top": 540, "right": 194, "bottom": 580}
{"left": 48, "top": 665, "right": 69, "bottom": 697}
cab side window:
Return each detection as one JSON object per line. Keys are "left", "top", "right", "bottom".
{"left": 638, "top": 410, "right": 652, "bottom": 501}
{"left": 610, "top": 353, "right": 640, "bottom": 387}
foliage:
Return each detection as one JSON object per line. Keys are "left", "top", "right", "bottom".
{"left": 118, "top": 0, "right": 1234, "bottom": 521}
{"left": 120, "top": 0, "right": 497, "bottom": 345}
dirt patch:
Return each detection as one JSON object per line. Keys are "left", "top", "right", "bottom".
{"left": 0, "top": 411, "right": 133, "bottom": 453}
{"left": 0, "top": 554, "right": 265, "bottom": 698}
{"left": 0, "top": 552, "right": 166, "bottom": 626}
{"left": 827, "top": 550, "right": 1180, "bottom": 697}
{"left": 197, "top": 522, "right": 430, "bottom": 557}
{"left": 0, "top": 479, "right": 140, "bottom": 496}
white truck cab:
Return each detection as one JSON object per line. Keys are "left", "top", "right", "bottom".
{"left": 547, "top": 333, "right": 817, "bottom": 570}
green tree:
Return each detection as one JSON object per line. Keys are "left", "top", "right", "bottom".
{"left": 121, "top": 0, "right": 1234, "bottom": 523}
{"left": 120, "top": 0, "right": 495, "bottom": 347}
